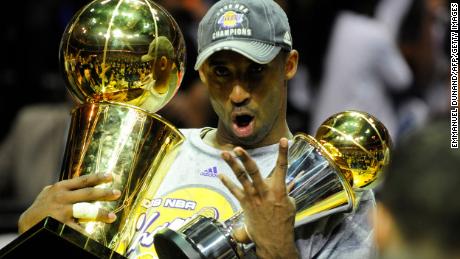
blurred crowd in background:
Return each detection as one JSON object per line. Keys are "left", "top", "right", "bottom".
{"left": 0, "top": 0, "right": 452, "bottom": 251}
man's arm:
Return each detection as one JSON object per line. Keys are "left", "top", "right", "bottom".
{"left": 219, "top": 138, "right": 299, "bottom": 259}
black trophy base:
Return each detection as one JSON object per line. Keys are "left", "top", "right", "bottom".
{"left": 154, "top": 215, "right": 241, "bottom": 259}
{"left": 0, "top": 216, "right": 126, "bottom": 259}
{"left": 154, "top": 227, "right": 204, "bottom": 259}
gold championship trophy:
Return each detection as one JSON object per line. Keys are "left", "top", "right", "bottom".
{"left": 153, "top": 110, "right": 391, "bottom": 259}
{"left": 0, "top": 0, "right": 186, "bottom": 258}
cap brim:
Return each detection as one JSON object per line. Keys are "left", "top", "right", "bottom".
{"left": 141, "top": 54, "right": 153, "bottom": 62}
{"left": 194, "top": 40, "right": 281, "bottom": 70}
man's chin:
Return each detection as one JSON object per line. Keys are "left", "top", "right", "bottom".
{"left": 230, "top": 127, "right": 264, "bottom": 147}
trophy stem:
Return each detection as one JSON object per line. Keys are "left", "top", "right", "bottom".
{"left": 60, "top": 102, "right": 184, "bottom": 248}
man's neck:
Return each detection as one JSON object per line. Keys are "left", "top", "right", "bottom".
{"left": 201, "top": 128, "right": 235, "bottom": 151}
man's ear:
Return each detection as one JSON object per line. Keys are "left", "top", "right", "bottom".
{"left": 198, "top": 69, "right": 207, "bottom": 84}
{"left": 285, "top": 50, "right": 298, "bottom": 80}
{"left": 373, "top": 202, "right": 397, "bottom": 252}
{"left": 160, "top": 56, "right": 168, "bottom": 71}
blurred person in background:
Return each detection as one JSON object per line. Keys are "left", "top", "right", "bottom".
{"left": 292, "top": 0, "right": 449, "bottom": 145}
{"left": 0, "top": 0, "right": 80, "bottom": 246}
{"left": 393, "top": 0, "right": 449, "bottom": 140}
{"left": 0, "top": 98, "right": 72, "bottom": 247}
{"left": 276, "top": 0, "right": 316, "bottom": 134}
{"left": 0, "top": 101, "right": 72, "bottom": 205}
{"left": 373, "top": 116, "right": 460, "bottom": 259}
{"left": 310, "top": 0, "right": 413, "bottom": 141}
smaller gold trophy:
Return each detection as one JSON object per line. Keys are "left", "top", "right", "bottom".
{"left": 153, "top": 111, "right": 391, "bottom": 259}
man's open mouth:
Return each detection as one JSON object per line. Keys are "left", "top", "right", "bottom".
{"left": 232, "top": 113, "right": 255, "bottom": 137}
{"left": 235, "top": 114, "right": 254, "bottom": 127}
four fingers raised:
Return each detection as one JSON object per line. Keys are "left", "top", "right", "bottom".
{"left": 234, "top": 147, "right": 266, "bottom": 195}
{"left": 219, "top": 138, "right": 290, "bottom": 199}
{"left": 273, "top": 138, "right": 289, "bottom": 192}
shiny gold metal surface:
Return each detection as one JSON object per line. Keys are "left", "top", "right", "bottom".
{"left": 315, "top": 110, "right": 392, "bottom": 190}
{"left": 109, "top": 141, "right": 183, "bottom": 254}
{"left": 60, "top": 0, "right": 186, "bottom": 113}
{"left": 58, "top": 0, "right": 187, "bottom": 251}
{"left": 288, "top": 133, "right": 356, "bottom": 225}
{"left": 60, "top": 102, "right": 184, "bottom": 247}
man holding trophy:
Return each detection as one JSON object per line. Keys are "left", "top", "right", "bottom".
{"left": 17, "top": 0, "right": 379, "bottom": 258}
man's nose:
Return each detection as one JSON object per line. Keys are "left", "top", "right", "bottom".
{"left": 229, "top": 84, "right": 250, "bottom": 107}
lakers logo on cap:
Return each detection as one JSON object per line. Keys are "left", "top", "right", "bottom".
{"left": 218, "top": 11, "right": 243, "bottom": 29}
{"left": 212, "top": 4, "right": 252, "bottom": 41}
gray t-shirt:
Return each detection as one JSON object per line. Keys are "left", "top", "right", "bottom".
{"left": 294, "top": 190, "right": 376, "bottom": 258}
{"left": 155, "top": 128, "right": 279, "bottom": 206}
{"left": 126, "top": 128, "right": 375, "bottom": 259}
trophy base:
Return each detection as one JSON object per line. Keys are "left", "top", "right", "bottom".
{"left": 154, "top": 227, "right": 203, "bottom": 259}
{"left": 154, "top": 215, "right": 240, "bottom": 259}
{"left": 0, "top": 216, "right": 126, "bottom": 259}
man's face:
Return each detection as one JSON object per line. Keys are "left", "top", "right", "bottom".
{"left": 199, "top": 51, "right": 289, "bottom": 146}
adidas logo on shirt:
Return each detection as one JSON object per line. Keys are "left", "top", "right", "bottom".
{"left": 200, "top": 166, "right": 218, "bottom": 177}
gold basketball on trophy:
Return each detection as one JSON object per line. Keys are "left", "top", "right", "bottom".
{"left": 315, "top": 110, "right": 392, "bottom": 190}
{"left": 60, "top": 0, "right": 185, "bottom": 112}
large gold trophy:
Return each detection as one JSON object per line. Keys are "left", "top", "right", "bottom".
{"left": 153, "top": 111, "right": 391, "bottom": 259}
{"left": 0, "top": 1, "right": 187, "bottom": 258}
{"left": 58, "top": 0, "right": 187, "bottom": 250}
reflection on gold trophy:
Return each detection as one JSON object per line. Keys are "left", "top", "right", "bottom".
{"left": 153, "top": 111, "right": 391, "bottom": 259}
{"left": 315, "top": 110, "right": 392, "bottom": 191}
{"left": 59, "top": 0, "right": 186, "bottom": 250}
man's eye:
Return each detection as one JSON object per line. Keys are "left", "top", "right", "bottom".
{"left": 249, "top": 64, "right": 264, "bottom": 74}
{"left": 213, "top": 66, "right": 230, "bottom": 77}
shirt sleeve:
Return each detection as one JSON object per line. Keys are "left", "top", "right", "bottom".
{"left": 295, "top": 190, "right": 377, "bottom": 259}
